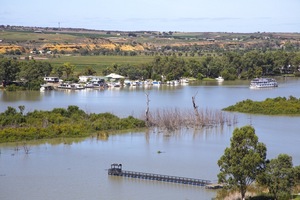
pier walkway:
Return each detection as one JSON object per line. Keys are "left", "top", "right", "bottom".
{"left": 108, "top": 163, "right": 220, "bottom": 188}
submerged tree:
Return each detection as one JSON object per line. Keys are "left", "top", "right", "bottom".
{"left": 217, "top": 125, "right": 267, "bottom": 200}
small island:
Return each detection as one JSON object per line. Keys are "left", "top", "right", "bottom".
{"left": 223, "top": 96, "right": 300, "bottom": 115}
{"left": 0, "top": 105, "right": 146, "bottom": 143}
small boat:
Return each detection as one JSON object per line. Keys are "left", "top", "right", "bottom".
{"left": 85, "top": 82, "right": 94, "bottom": 88}
{"left": 167, "top": 80, "right": 180, "bottom": 85}
{"left": 71, "top": 83, "right": 85, "bottom": 90}
{"left": 57, "top": 82, "right": 72, "bottom": 89}
{"left": 152, "top": 80, "right": 161, "bottom": 85}
{"left": 180, "top": 78, "right": 189, "bottom": 84}
{"left": 112, "top": 82, "right": 121, "bottom": 87}
{"left": 40, "top": 84, "right": 53, "bottom": 91}
{"left": 85, "top": 82, "right": 101, "bottom": 88}
{"left": 58, "top": 82, "right": 85, "bottom": 90}
{"left": 124, "top": 80, "right": 131, "bottom": 86}
{"left": 250, "top": 78, "right": 278, "bottom": 89}
{"left": 215, "top": 76, "right": 224, "bottom": 82}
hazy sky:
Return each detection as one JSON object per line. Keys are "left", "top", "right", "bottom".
{"left": 1, "top": 0, "right": 299, "bottom": 32}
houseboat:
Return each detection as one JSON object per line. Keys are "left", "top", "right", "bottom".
{"left": 43, "top": 77, "right": 60, "bottom": 83}
{"left": 40, "top": 84, "right": 54, "bottom": 91}
{"left": 250, "top": 78, "right": 278, "bottom": 89}
{"left": 58, "top": 83, "right": 85, "bottom": 90}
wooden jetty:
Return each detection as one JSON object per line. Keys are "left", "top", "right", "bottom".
{"left": 108, "top": 163, "right": 220, "bottom": 188}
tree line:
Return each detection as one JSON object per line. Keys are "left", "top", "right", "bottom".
{"left": 1, "top": 50, "right": 300, "bottom": 90}
{"left": 0, "top": 59, "right": 95, "bottom": 90}
{"left": 103, "top": 50, "right": 300, "bottom": 81}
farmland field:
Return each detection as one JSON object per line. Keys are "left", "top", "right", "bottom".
{"left": 46, "top": 55, "right": 155, "bottom": 74}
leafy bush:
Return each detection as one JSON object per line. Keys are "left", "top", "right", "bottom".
{"left": 0, "top": 105, "right": 146, "bottom": 143}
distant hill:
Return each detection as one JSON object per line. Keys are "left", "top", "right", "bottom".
{"left": 1, "top": 25, "right": 300, "bottom": 55}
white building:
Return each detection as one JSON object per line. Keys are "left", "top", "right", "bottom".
{"left": 78, "top": 76, "right": 105, "bottom": 83}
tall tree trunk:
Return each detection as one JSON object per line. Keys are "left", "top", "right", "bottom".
{"left": 241, "top": 185, "right": 246, "bottom": 200}
{"left": 145, "top": 93, "right": 150, "bottom": 126}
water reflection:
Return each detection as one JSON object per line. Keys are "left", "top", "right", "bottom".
{"left": 1, "top": 90, "right": 41, "bottom": 102}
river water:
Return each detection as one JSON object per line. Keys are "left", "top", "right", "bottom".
{"left": 0, "top": 77, "right": 300, "bottom": 200}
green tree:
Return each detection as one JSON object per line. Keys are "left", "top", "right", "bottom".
{"left": 294, "top": 165, "right": 300, "bottom": 185}
{"left": 258, "top": 154, "right": 294, "bottom": 200}
{"left": 217, "top": 126, "right": 267, "bottom": 200}
{"left": 82, "top": 66, "right": 96, "bottom": 76}
{"left": 186, "top": 59, "right": 201, "bottom": 78}
{"left": 19, "top": 60, "right": 52, "bottom": 82}
{"left": 53, "top": 65, "right": 64, "bottom": 78}
{"left": 18, "top": 60, "right": 52, "bottom": 89}
{"left": 63, "top": 62, "right": 75, "bottom": 79}
{"left": 0, "top": 58, "right": 20, "bottom": 86}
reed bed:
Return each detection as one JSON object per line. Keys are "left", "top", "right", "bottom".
{"left": 145, "top": 108, "right": 238, "bottom": 131}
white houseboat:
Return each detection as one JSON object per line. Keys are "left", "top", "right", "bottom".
{"left": 250, "top": 78, "right": 278, "bottom": 89}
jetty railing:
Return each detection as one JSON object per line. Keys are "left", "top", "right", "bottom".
{"left": 108, "top": 163, "right": 216, "bottom": 187}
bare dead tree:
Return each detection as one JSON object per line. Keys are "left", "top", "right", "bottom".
{"left": 145, "top": 92, "right": 151, "bottom": 126}
{"left": 144, "top": 92, "right": 238, "bottom": 132}
{"left": 23, "top": 143, "right": 31, "bottom": 154}
{"left": 192, "top": 92, "right": 201, "bottom": 126}
{"left": 14, "top": 143, "right": 20, "bottom": 152}
{"left": 148, "top": 107, "right": 237, "bottom": 131}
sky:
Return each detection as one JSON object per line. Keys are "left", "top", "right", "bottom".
{"left": 1, "top": 0, "right": 300, "bottom": 33}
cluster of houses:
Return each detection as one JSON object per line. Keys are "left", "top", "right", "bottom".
{"left": 41, "top": 73, "right": 189, "bottom": 91}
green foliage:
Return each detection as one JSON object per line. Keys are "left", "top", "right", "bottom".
{"left": 82, "top": 66, "right": 97, "bottom": 76}
{"left": 0, "top": 58, "right": 20, "bottom": 85}
{"left": 19, "top": 60, "right": 52, "bottom": 82}
{"left": 5, "top": 84, "right": 18, "bottom": 91}
{"left": 89, "top": 113, "right": 145, "bottom": 131}
{"left": 223, "top": 96, "right": 300, "bottom": 115}
{"left": 101, "top": 50, "right": 300, "bottom": 81}
{"left": 257, "top": 154, "right": 295, "bottom": 200}
{"left": 63, "top": 62, "right": 76, "bottom": 79}
{"left": 0, "top": 106, "right": 25, "bottom": 127}
{"left": 294, "top": 165, "right": 300, "bottom": 185}
{"left": 1, "top": 50, "right": 300, "bottom": 90}
{"left": 0, "top": 106, "right": 146, "bottom": 143}
{"left": 218, "top": 126, "right": 267, "bottom": 200}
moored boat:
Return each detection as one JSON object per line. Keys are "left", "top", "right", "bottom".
{"left": 58, "top": 82, "right": 85, "bottom": 90}
{"left": 40, "top": 84, "right": 54, "bottom": 91}
{"left": 250, "top": 78, "right": 278, "bottom": 89}
{"left": 215, "top": 76, "right": 224, "bottom": 82}
{"left": 71, "top": 83, "right": 85, "bottom": 90}
{"left": 152, "top": 80, "right": 161, "bottom": 85}
{"left": 57, "top": 82, "right": 72, "bottom": 89}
